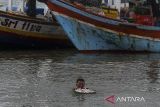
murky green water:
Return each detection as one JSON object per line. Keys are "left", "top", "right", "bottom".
{"left": 0, "top": 50, "right": 160, "bottom": 107}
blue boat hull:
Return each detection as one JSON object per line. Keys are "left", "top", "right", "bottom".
{"left": 43, "top": 0, "right": 160, "bottom": 52}
{"left": 54, "top": 13, "right": 160, "bottom": 52}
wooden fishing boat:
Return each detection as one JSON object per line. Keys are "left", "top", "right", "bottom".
{"left": 39, "top": 0, "right": 160, "bottom": 52}
{"left": 0, "top": 0, "right": 72, "bottom": 48}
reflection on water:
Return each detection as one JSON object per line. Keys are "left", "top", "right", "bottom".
{"left": 0, "top": 50, "right": 160, "bottom": 107}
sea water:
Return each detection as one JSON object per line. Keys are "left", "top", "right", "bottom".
{"left": 0, "top": 50, "right": 159, "bottom": 107}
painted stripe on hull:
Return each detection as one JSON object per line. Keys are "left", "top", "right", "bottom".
{"left": 0, "top": 26, "right": 67, "bottom": 40}
{"left": 47, "top": 0, "right": 160, "bottom": 39}
{"left": 0, "top": 10, "right": 57, "bottom": 25}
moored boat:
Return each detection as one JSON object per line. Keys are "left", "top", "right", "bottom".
{"left": 0, "top": 0, "right": 72, "bottom": 48}
{"left": 39, "top": 0, "right": 160, "bottom": 52}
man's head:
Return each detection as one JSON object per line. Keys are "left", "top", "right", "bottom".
{"left": 76, "top": 78, "right": 85, "bottom": 89}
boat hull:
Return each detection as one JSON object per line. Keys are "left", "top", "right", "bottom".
{"left": 0, "top": 10, "right": 72, "bottom": 48}
{"left": 54, "top": 13, "right": 118, "bottom": 51}
{"left": 54, "top": 13, "right": 160, "bottom": 52}
{"left": 0, "top": 27, "right": 70, "bottom": 48}
{"left": 46, "top": 0, "right": 160, "bottom": 52}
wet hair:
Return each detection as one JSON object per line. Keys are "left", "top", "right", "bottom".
{"left": 76, "top": 78, "right": 85, "bottom": 83}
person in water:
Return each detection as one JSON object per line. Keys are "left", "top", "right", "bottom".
{"left": 75, "top": 78, "right": 85, "bottom": 89}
